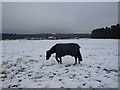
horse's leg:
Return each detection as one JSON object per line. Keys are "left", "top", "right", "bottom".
{"left": 55, "top": 55, "right": 60, "bottom": 63}
{"left": 77, "top": 50, "right": 83, "bottom": 64}
{"left": 78, "top": 58, "right": 80, "bottom": 64}
{"left": 59, "top": 57, "right": 62, "bottom": 64}
{"left": 73, "top": 56, "right": 77, "bottom": 65}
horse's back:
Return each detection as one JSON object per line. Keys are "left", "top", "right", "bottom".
{"left": 55, "top": 43, "right": 80, "bottom": 57}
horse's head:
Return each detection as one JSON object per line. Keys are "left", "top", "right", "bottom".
{"left": 46, "top": 51, "right": 51, "bottom": 60}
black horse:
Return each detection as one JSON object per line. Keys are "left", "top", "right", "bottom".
{"left": 46, "top": 43, "right": 83, "bottom": 65}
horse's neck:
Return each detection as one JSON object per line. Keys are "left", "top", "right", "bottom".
{"left": 49, "top": 45, "right": 56, "bottom": 54}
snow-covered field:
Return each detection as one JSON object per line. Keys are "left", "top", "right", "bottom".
{"left": 1, "top": 39, "right": 118, "bottom": 88}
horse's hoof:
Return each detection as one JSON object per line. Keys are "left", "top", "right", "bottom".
{"left": 73, "top": 64, "right": 76, "bottom": 65}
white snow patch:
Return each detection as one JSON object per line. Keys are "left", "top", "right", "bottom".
{"left": 1, "top": 39, "right": 118, "bottom": 88}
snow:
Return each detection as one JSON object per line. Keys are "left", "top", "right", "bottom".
{"left": 0, "top": 39, "right": 2, "bottom": 89}
{"left": 1, "top": 39, "right": 118, "bottom": 88}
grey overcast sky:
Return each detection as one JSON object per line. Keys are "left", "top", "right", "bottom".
{"left": 2, "top": 2, "right": 118, "bottom": 34}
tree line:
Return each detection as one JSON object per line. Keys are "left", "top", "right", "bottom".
{"left": 91, "top": 24, "right": 120, "bottom": 39}
{"left": 2, "top": 33, "right": 91, "bottom": 40}
{"left": 2, "top": 24, "right": 120, "bottom": 40}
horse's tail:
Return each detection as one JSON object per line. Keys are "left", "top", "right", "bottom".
{"left": 77, "top": 49, "right": 83, "bottom": 61}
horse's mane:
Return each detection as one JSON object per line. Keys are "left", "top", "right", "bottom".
{"left": 48, "top": 44, "right": 56, "bottom": 54}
